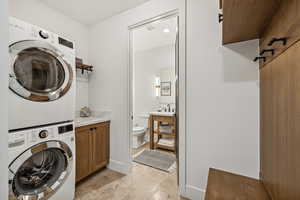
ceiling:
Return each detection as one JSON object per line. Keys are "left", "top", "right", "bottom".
{"left": 133, "top": 17, "right": 177, "bottom": 52}
{"left": 40, "top": 0, "right": 150, "bottom": 25}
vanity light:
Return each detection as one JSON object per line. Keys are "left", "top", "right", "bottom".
{"left": 155, "top": 77, "right": 160, "bottom": 97}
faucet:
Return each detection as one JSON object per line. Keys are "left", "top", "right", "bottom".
{"left": 166, "top": 104, "right": 171, "bottom": 112}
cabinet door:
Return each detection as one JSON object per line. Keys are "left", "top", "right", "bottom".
{"left": 91, "top": 122, "right": 110, "bottom": 172}
{"left": 75, "top": 127, "right": 92, "bottom": 182}
{"left": 260, "top": 41, "right": 300, "bottom": 200}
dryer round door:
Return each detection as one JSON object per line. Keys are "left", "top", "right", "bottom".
{"left": 9, "top": 40, "right": 73, "bottom": 102}
{"left": 8, "top": 141, "right": 73, "bottom": 200}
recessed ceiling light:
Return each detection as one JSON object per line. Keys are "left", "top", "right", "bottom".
{"left": 163, "top": 28, "right": 170, "bottom": 33}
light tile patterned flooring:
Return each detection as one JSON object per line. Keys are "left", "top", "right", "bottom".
{"left": 76, "top": 143, "right": 187, "bottom": 200}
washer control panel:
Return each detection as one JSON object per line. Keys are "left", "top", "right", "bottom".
{"left": 28, "top": 127, "right": 55, "bottom": 144}
{"left": 8, "top": 132, "right": 26, "bottom": 149}
{"left": 58, "top": 124, "right": 73, "bottom": 135}
{"left": 9, "top": 122, "right": 75, "bottom": 149}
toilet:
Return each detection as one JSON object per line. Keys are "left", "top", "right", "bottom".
{"left": 132, "top": 114, "right": 149, "bottom": 149}
{"left": 132, "top": 126, "right": 146, "bottom": 149}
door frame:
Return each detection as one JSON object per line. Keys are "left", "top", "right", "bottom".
{"left": 127, "top": 9, "right": 187, "bottom": 196}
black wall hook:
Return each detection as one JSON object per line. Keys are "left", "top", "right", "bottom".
{"left": 268, "top": 37, "right": 287, "bottom": 46}
{"left": 260, "top": 49, "right": 275, "bottom": 56}
{"left": 254, "top": 56, "right": 266, "bottom": 62}
{"left": 219, "top": 14, "right": 223, "bottom": 23}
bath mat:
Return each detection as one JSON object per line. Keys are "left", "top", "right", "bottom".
{"left": 133, "top": 149, "right": 176, "bottom": 172}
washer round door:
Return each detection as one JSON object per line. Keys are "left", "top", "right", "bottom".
{"left": 9, "top": 141, "right": 73, "bottom": 200}
{"left": 9, "top": 40, "right": 73, "bottom": 102}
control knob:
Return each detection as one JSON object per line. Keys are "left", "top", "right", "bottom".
{"left": 39, "top": 130, "right": 49, "bottom": 139}
{"left": 39, "top": 30, "right": 49, "bottom": 39}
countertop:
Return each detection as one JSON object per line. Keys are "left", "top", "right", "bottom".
{"left": 149, "top": 111, "right": 176, "bottom": 117}
{"left": 75, "top": 116, "right": 110, "bottom": 128}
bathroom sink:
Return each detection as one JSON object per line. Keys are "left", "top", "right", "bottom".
{"left": 149, "top": 111, "right": 176, "bottom": 116}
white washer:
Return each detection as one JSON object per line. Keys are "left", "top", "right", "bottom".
{"left": 8, "top": 122, "right": 75, "bottom": 200}
{"left": 9, "top": 17, "right": 76, "bottom": 131}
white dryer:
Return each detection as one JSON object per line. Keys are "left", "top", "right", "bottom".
{"left": 8, "top": 122, "right": 75, "bottom": 200}
{"left": 9, "top": 17, "right": 76, "bottom": 131}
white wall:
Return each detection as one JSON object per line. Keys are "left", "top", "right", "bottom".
{"left": 159, "top": 67, "right": 176, "bottom": 105}
{"left": 9, "top": 0, "right": 90, "bottom": 111}
{"left": 0, "top": 0, "right": 8, "bottom": 198}
{"left": 88, "top": 0, "right": 185, "bottom": 176}
{"left": 133, "top": 45, "right": 175, "bottom": 120}
{"left": 186, "top": 0, "right": 260, "bottom": 199}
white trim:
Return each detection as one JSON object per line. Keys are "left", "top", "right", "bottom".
{"left": 178, "top": 1, "right": 187, "bottom": 195}
{"left": 127, "top": 5, "right": 187, "bottom": 197}
{"left": 128, "top": 9, "right": 179, "bottom": 30}
{"left": 185, "top": 185, "right": 206, "bottom": 200}
{"left": 108, "top": 159, "right": 132, "bottom": 175}
{"left": 0, "top": 0, "right": 8, "bottom": 198}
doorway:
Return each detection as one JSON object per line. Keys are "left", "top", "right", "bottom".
{"left": 129, "top": 12, "right": 180, "bottom": 184}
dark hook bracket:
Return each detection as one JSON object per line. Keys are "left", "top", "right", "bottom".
{"left": 260, "top": 49, "right": 275, "bottom": 56}
{"left": 254, "top": 56, "right": 266, "bottom": 62}
{"left": 268, "top": 37, "right": 288, "bottom": 46}
{"left": 219, "top": 14, "right": 223, "bottom": 23}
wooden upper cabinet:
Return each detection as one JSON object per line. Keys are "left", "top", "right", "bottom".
{"left": 91, "top": 122, "right": 110, "bottom": 172}
{"left": 221, "top": 0, "right": 280, "bottom": 45}
{"left": 259, "top": 0, "right": 300, "bottom": 67}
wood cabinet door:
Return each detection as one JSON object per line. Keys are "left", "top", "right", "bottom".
{"left": 260, "top": 41, "right": 300, "bottom": 200}
{"left": 75, "top": 127, "right": 92, "bottom": 182}
{"left": 91, "top": 122, "right": 110, "bottom": 172}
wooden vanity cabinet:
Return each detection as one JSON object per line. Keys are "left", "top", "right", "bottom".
{"left": 75, "top": 121, "right": 110, "bottom": 182}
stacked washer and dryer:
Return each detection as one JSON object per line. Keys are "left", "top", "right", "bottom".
{"left": 8, "top": 17, "right": 76, "bottom": 200}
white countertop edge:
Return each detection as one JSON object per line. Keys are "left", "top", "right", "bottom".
{"left": 149, "top": 112, "right": 176, "bottom": 117}
{"left": 75, "top": 117, "right": 110, "bottom": 128}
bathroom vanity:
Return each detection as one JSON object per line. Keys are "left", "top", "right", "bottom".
{"left": 149, "top": 112, "right": 176, "bottom": 152}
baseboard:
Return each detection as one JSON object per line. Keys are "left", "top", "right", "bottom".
{"left": 185, "top": 185, "right": 206, "bottom": 200}
{"left": 108, "top": 159, "right": 131, "bottom": 174}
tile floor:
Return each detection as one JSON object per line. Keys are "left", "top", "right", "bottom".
{"left": 75, "top": 163, "right": 187, "bottom": 200}
{"left": 132, "top": 142, "right": 175, "bottom": 156}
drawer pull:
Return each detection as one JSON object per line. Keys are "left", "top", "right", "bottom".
{"left": 218, "top": 14, "right": 223, "bottom": 23}
{"left": 260, "top": 49, "right": 275, "bottom": 56}
{"left": 268, "top": 37, "right": 287, "bottom": 46}
{"left": 254, "top": 56, "right": 266, "bottom": 62}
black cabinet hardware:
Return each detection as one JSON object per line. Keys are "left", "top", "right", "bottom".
{"left": 254, "top": 56, "right": 266, "bottom": 62}
{"left": 219, "top": 14, "right": 223, "bottom": 23}
{"left": 268, "top": 37, "right": 287, "bottom": 46}
{"left": 260, "top": 49, "right": 275, "bottom": 56}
